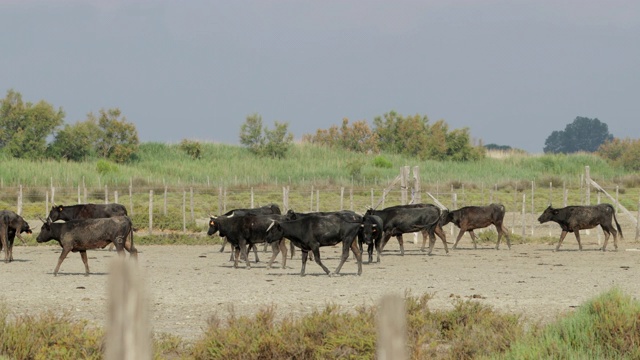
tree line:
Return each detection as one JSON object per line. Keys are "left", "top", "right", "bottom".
{"left": 0, "top": 90, "right": 139, "bottom": 163}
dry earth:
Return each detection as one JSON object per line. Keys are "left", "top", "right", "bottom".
{"left": 2, "top": 223, "right": 640, "bottom": 341}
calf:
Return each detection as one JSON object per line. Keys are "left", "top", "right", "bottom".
{"left": 264, "top": 214, "right": 363, "bottom": 276}
{"left": 359, "top": 214, "right": 383, "bottom": 263}
{"left": 365, "top": 204, "right": 446, "bottom": 260}
{"left": 442, "top": 203, "right": 511, "bottom": 250}
{"left": 0, "top": 210, "right": 32, "bottom": 262}
{"left": 36, "top": 216, "right": 137, "bottom": 276}
{"left": 537, "top": 203, "right": 623, "bottom": 251}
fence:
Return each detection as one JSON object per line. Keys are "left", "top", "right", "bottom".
{"left": 2, "top": 167, "right": 639, "bottom": 239}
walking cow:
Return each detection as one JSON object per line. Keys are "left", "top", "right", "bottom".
{"left": 0, "top": 210, "right": 32, "bottom": 262}
{"left": 36, "top": 216, "right": 137, "bottom": 276}
{"left": 537, "top": 203, "right": 623, "bottom": 251}
{"left": 442, "top": 203, "right": 511, "bottom": 250}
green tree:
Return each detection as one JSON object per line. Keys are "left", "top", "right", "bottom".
{"left": 303, "top": 118, "right": 378, "bottom": 153}
{"left": 0, "top": 89, "right": 65, "bottom": 159}
{"left": 263, "top": 121, "right": 294, "bottom": 159}
{"left": 48, "top": 120, "right": 100, "bottom": 161}
{"left": 544, "top": 117, "right": 613, "bottom": 153}
{"left": 598, "top": 138, "right": 640, "bottom": 171}
{"left": 93, "top": 108, "right": 139, "bottom": 163}
{"left": 239, "top": 114, "right": 294, "bottom": 158}
{"left": 239, "top": 114, "right": 264, "bottom": 155}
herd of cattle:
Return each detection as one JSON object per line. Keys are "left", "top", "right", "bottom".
{"left": 0, "top": 200, "right": 624, "bottom": 276}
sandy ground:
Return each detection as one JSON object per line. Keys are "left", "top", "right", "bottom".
{"left": 1, "top": 226, "right": 639, "bottom": 341}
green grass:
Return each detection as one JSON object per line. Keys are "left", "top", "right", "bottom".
{"left": 3, "top": 289, "right": 639, "bottom": 359}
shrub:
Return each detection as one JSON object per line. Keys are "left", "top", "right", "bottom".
{"left": 179, "top": 139, "right": 202, "bottom": 160}
{"left": 372, "top": 155, "right": 393, "bottom": 168}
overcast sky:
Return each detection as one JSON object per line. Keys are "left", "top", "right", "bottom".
{"left": 2, "top": 0, "right": 638, "bottom": 153}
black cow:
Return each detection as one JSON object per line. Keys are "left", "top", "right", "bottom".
{"left": 0, "top": 210, "right": 32, "bottom": 262}
{"left": 208, "top": 212, "right": 289, "bottom": 269}
{"left": 442, "top": 203, "right": 511, "bottom": 250}
{"left": 537, "top": 203, "right": 623, "bottom": 251}
{"left": 264, "top": 214, "right": 363, "bottom": 276}
{"left": 365, "top": 204, "right": 447, "bottom": 260}
{"left": 217, "top": 204, "right": 282, "bottom": 259}
{"left": 359, "top": 214, "right": 383, "bottom": 263}
{"left": 47, "top": 203, "right": 128, "bottom": 222}
{"left": 36, "top": 216, "right": 137, "bottom": 276}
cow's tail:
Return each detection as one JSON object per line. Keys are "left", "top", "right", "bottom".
{"left": 610, "top": 205, "right": 623, "bottom": 239}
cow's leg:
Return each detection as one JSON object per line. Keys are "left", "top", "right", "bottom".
{"left": 80, "top": 250, "right": 90, "bottom": 276}
{"left": 124, "top": 231, "right": 138, "bottom": 259}
{"left": 262, "top": 242, "right": 269, "bottom": 253}
{"left": 573, "top": 231, "right": 583, "bottom": 251}
{"left": 452, "top": 228, "right": 466, "bottom": 249}
{"left": 468, "top": 230, "right": 479, "bottom": 249}
{"left": 375, "top": 238, "right": 383, "bottom": 263}
{"left": 379, "top": 233, "right": 392, "bottom": 252}
{"left": 54, "top": 247, "right": 72, "bottom": 276}
{"left": 252, "top": 243, "right": 260, "bottom": 263}
{"left": 239, "top": 240, "right": 251, "bottom": 269}
{"left": 501, "top": 225, "right": 512, "bottom": 249}
{"left": 278, "top": 239, "right": 287, "bottom": 268}
{"left": 367, "top": 243, "right": 374, "bottom": 264}
{"left": 601, "top": 230, "right": 610, "bottom": 251}
{"left": 430, "top": 226, "right": 449, "bottom": 255}
{"left": 555, "top": 230, "right": 569, "bottom": 251}
{"left": 300, "top": 250, "right": 309, "bottom": 276}
{"left": 396, "top": 235, "right": 405, "bottom": 256}
{"left": 311, "top": 248, "right": 331, "bottom": 276}
{"left": 232, "top": 246, "right": 240, "bottom": 268}
{"left": 267, "top": 241, "right": 285, "bottom": 269}
{"left": 219, "top": 238, "right": 228, "bottom": 252}
{"left": 1, "top": 227, "right": 8, "bottom": 263}
{"left": 335, "top": 239, "right": 362, "bottom": 276}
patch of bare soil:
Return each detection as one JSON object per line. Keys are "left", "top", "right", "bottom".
{"left": 2, "top": 231, "right": 639, "bottom": 341}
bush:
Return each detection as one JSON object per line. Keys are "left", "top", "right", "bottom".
{"left": 372, "top": 155, "right": 393, "bottom": 168}
{"left": 96, "top": 160, "right": 118, "bottom": 175}
{"left": 179, "top": 139, "right": 202, "bottom": 160}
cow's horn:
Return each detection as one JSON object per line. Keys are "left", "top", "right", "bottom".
{"left": 228, "top": 212, "right": 234, "bottom": 218}
{"left": 210, "top": 214, "right": 217, "bottom": 219}
{"left": 266, "top": 220, "right": 276, "bottom": 232}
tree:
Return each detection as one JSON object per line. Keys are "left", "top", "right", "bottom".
{"left": 48, "top": 119, "right": 100, "bottom": 161}
{"left": 598, "top": 138, "right": 640, "bottom": 171}
{"left": 543, "top": 117, "right": 613, "bottom": 154}
{"left": 239, "top": 114, "right": 264, "bottom": 155}
{"left": 239, "top": 114, "right": 293, "bottom": 158}
{"left": 0, "top": 89, "right": 65, "bottom": 159}
{"left": 93, "top": 108, "right": 139, "bottom": 163}
{"left": 303, "top": 118, "right": 379, "bottom": 153}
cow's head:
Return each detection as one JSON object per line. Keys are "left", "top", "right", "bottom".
{"left": 207, "top": 216, "right": 219, "bottom": 236}
{"left": 537, "top": 205, "right": 558, "bottom": 224}
{"left": 360, "top": 222, "right": 377, "bottom": 245}
{"left": 48, "top": 205, "right": 64, "bottom": 222}
{"left": 36, "top": 218, "right": 53, "bottom": 243}
{"left": 440, "top": 209, "right": 453, "bottom": 226}
{"left": 20, "top": 220, "right": 32, "bottom": 235}
{"left": 285, "top": 209, "right": 298, "bottom": 220}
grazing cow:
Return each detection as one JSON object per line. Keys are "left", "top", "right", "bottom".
{"left": 36, "top": 216, "right": 137, "bottom": 276}
{"left": 0, "top": 210, "right": 32, "bottom": 262}
{"left": 207, "top": 212, "right": 288, "bottom": 269}
{"left": 47, "top": 203, "right": 128, "bottom": 222}
{"left": 359, "top": 214, "right": 384, "bottom": 263}
{"left": 217, "top": 204, "right": 282, "bottom": 258}
{"left": 264, "top": 214, "right": 363, "bottom": 276}
{"left": 537, "top": 203, "right": 623, "bottom": 251}
{"left": 442, "top": 203, "right": 511, "bottom": 250}
{"left": 365, "top": 204, "right": 447, "bottom": 260}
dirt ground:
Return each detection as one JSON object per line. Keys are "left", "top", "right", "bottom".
{"left": 2, "top": 223, "right": 639, "bottom": 341}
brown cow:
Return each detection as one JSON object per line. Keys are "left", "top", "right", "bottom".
{"left": 442, "top": 203, "right": 511, "bottom": 250}
{"left": 537, "top": 203, "right": 623, "bottom": 251}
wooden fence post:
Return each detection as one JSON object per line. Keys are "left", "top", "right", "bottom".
{"left": 251, "top": 187, "right": 254, "bottom": 208}
{"left": 316, "top": 189, "right": 320, "bottom": 212}
{"left": 531, "top": 181, "right": 535, "bottom": 236}
{"left": 309, "top": 186, "right": 314, "bottom": 212}
{"left": 377, "top": 295, "right": 407, "bottom": 360}
{"left": 521, "top": 193, "right": 526, "bottom": 238}
{"left": 78, "top": 184, "right": 81, "bottom": 204}
{"left": 17, "top": 185, "right": 22, "bottom": 215}
{"left": 45, "top": 191, "right": 49, "bottom": 217}
{"left": 183, "top": 190, "right": 187, "bottom": 233}
{"left": 105, "top": 258, "right": 151, "bottom": 360}
{"left": 163, "top": 186, "right": 168, "bottom": 216}
{"left": 585, "top": 166, "right": 591, "bottom": 205}
{"left": 190, "top": 187, "right": 194, "bottom": 222}
{"left": 636, "top": 195, "right": 640, "bottom": 241}
{"left": 340, "top": 187, "right": 345, "bottom": 210}
{"left": 114, "top": 190, "right": 119, "bottom": 204}
{"left": 148, "top": 190, "right": 153, "bottom": 235}
{"left": 129, "top": 180, "right": 133, "bottom": 216}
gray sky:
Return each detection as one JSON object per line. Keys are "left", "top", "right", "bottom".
{"left": 2, "top": 0, "right": 638, "bottom": 153}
